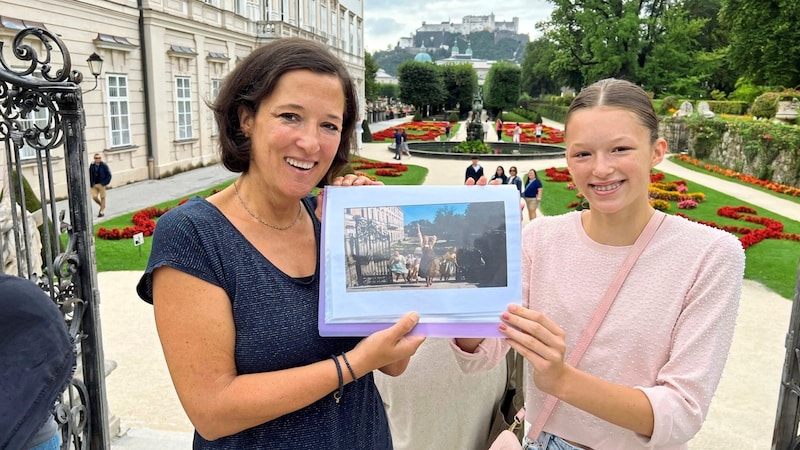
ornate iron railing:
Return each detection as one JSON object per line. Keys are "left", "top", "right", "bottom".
{"left": 773, "top": 260, "right": 800, "bottom": 450}
{"left": 0, "top": 27, "right": 111, "bottom": 449}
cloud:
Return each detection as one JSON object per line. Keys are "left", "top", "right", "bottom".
{"left": 363, "top": 1, "right": 555, "bottom": 52}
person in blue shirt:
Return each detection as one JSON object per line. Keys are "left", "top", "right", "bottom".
{"left": 394, "top": 128, "right": 403, "bottom": 160}
{"left": 523, "top": 168, "right": 543, "bottom": 220}
{"left": 136, "top": 37, "right": 424, "bottom": 449}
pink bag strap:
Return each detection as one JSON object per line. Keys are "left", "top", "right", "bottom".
{"left": 526, "top": 211, "right": 666, "bottom": 441}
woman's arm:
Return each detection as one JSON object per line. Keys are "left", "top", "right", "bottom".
{"left": 153, "top": 267, "right": 424, "bottom": 440}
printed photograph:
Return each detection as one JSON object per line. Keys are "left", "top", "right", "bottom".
{"left": 343, "top": 202, "right": 508, "bottom": 292}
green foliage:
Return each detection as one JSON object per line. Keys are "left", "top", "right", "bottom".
{"left": 658, "top": 96, "right": 680, "bottom": 115}
{"left": 512, "top": 108, "right": 542, "bottom": 123}
{"left": 397, "top": 61, "right": 445, "bottom": 111}
{"left": 439, "top": 63, "right": 478, "bottom": 112}
{"left": 751, "top": 92, "right": 780, "bottom": 119}
{"left": 684, "top": 117, "right": 729, "bottom": 159}
{"left": 483, "top": 62, "right": 521, "bottom": 112}
{"left": 377, "top": 83, "right": 399, "bottom": 100}
{"left": 720, "top": 0, "right": 800, "bottom": 87}
{"left": 530, "top": 102, "right": 569, "bottom": 124}
{"left": 364, "top": 52, "right": 379, "bottom": 102}
{"left": 710, "top": 90, "right": 727, "bottom": 101}
{"left": 452, "top": 141, "right": 491, "bottom": 154}
{"left": 728, "top": 78, "right": 765, "bottom": 103}
{"left": 704, "top": 100, "right": 749, "bottom": 116}
{"left": 520, "top": 38, "right": 561, "bottom": 98}
{"left": 412, "top": 111, "right": 422, "bottom": 121}
{"left": 448, "top": 112, "right": 459, "bottom": 122}
{"left": 372, "top": 48, "right": 415, "bottom": 77}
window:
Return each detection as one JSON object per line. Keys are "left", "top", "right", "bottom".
{"left": 203, "top": 0, "right": 219, "bottom": 6}
{"left": 308, "top": 0, "right": 315, "bottom": 31}
{"left": 210, "top": 78, "right": 221, "bottom": 136}
{"left": 234, "top": 0, "right": 244, "bottom": 15}
{"left": 320, "top": 4, "right": 327, "bottom": 35}
{"left": 282, "top": 0, "right": 290, "bottom": 21}
{"left": 340, "top": 10, "right": 346, "bottom": 50}
{"left": 175, "top": 77, "right": 193, "bottom": 140}
{"left": 107, "top": 75, "right": 131, "bottom": 147}
{"left": 246, "top": 0, "right": 261, "bottom": 21}
{"left": 330, "top": 8, "right": 336, "bottom": 45}
{"left": 16, "top": 109, "right": 49, "bottom": 159}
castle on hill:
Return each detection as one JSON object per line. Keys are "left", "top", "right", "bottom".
{"left": 397, "top": 13, "right": 528, "bottom": 51}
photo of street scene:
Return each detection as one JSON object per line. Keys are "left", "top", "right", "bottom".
{"left": 343, "top": 201, "right": 507, "bottom": 292}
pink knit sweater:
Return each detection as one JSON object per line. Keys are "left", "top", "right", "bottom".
{"left": 452, "top": 211, "right": 744, "bottom": 449}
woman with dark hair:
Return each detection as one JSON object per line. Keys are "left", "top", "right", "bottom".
{"left": 489, "top": 166, "right": 508, "bottom": 185}
{"left": 137, "top": 38, "right": 424, "bottom": 449}
{"left": 454, "top": 79, "right": 743, "bottom": 449}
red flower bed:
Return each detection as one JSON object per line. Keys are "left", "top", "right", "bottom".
{"left": 97, "top": 206, "right": 170, "bottom": 240}
{"left": 371, "top": 121, "right": 450, "bottom": 142}
{"left": 544, "top": 167, "right": 572, "bottom": 182}
{"left": 676, "top": 154, "right": 800, "bottom": 197}
{"left": 503, "top": 123, "right": 565, "bottom": 144}
{"left": 678, "top": 205, "right": 800, "bottom": 249}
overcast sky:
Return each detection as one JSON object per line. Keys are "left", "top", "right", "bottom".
{"left": 363, "top": 1, "right": 555, "bottom": 53}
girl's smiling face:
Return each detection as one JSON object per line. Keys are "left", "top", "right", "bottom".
{"left": 239, "top": 69, "right": 345, "bottom": 199}
{"left": 565, "top": 106, "right": 666, "bottom": 216}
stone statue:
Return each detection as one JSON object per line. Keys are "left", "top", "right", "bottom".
{"left": 674, "top": 101, "right": 694, "bottom": 118}
{"left": 467, "top": 87, "right": 485, "bottom": 142}
{"left": 697, "top": 101, "right": 715, "bottom": 119}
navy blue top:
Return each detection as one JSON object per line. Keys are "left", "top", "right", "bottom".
{"left": 523, "top": 177, "right": 543, "bottom": 198}
{"left": 137, "top": 196, "right": 392, "bottom": 450}
{"left": 89, "top": 161, "right": 112, "bottom": 186}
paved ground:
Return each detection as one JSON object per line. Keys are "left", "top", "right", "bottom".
{"left": 97, "top": 117, "right": 795, "bottom": 449}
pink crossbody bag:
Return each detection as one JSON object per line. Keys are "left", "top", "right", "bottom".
{"left": 489, "top": 212, "right": 665, "bottom": 450}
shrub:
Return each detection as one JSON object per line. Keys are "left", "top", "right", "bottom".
{"left": 448, "top": 112, "right": 459, "bottom": 122}
{"left": 452, "top": 141, "right": 490, "bottom": 154}
{"left": 361, "top": 120, "right": 373, "bottom": 143}
{"left": 658, "top": 96, "right": 679, "bottom": 115}
{"left": 751, "top": 93, "right": 780, "bottom": 119}
{"left": 710, "top": 90, "right": 727, "bottom": 101}
{"left": 412, "top": 111, "right": 422, "bottom": 121}
{"left": 728, "top": 79, "right": 764, "bottom": 104}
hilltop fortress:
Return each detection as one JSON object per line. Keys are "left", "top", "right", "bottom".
{"left": 398, "top": 13, "right": 528, "bottom": 50}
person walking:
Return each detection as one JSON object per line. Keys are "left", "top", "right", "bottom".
{"left": 394, "top": 128, "right": 403, "bottom": 160}
{"left": 512, "top": 123, "right": 522, "bottom": 143}
{"left": 495, "top": 117, "right": 503, "bottom": 140}
{"left": 535, "top": 123, "right": 544, "bottom": 143}
{"left": 89, "top": 153, "right": 112, "bottom": 217}
{"left": 401, "top": 129, "right": 412, "bottom": 158}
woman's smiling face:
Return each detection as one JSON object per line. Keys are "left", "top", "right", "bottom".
{"left": 565, "top": 106, "right": 666, "bottom": 215}
{"left": 239, "top": 69, "right": 345, "bottom": 198}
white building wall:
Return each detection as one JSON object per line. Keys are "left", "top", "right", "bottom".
{"left": 1, "top": 0, "right": 364, "bottom": 199}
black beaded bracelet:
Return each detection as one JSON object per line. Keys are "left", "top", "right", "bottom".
{"left": 341, "top": 352, "right": 358, "bottom": 382}
{"left": 331, "top": 355, "right": 343, "bottom": 404}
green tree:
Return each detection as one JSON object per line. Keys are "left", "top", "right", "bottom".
{"left": 377, "top": 83, "right": 399, "bottom": 100}
{"left": 540, "top": 0, "right": 711, "bottom": 93}
{"left": 520, "top": 38, "right": 560, "bottom": 98}
{"left": 397, "top": 61, "right": 445, "bottom": 115}
{"left": 439, "top": 63, "right": 478, "bottom": 112}
{"left": 373, "top": 48, "right": 415, "bottom": 76}
{"left": 364, "top": 51, "right": 379, "bottom": 102}
{"left": 720, "top": 0, "right": 800, "bottom": 87}
{"left": 484, "top": 62, "right": 521, "bottom": 112}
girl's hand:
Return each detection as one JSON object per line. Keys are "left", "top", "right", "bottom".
{"left": 500, "top": 304, "right": 568, "bottom": 395}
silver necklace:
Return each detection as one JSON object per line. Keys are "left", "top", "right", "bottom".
{"left": 233, "top": 179, "right": 302, "bottom": 231}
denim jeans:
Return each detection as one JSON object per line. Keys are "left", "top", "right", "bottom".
{"left": 29, "top": 433, "right": 60, "bottom": 450}
{"left": 523, "top": 432, "right": 586, "bottom": 450}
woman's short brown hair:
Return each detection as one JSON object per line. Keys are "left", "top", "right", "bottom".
{"left": 565, "top": 78, "right": 659, "bottom": 143}
{"left": 211, "top": 38, "right": 358, "bottom": 186}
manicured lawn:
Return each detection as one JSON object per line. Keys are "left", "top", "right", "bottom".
{"left": 91, "top": 157, "right": 799, "bottom": 299}
{"left": 542, "top": 170, "right": 800, "bottom": 299}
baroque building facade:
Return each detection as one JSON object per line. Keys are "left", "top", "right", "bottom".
{"left": 1, "top": 0, "right": 365, "bottom": 199}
